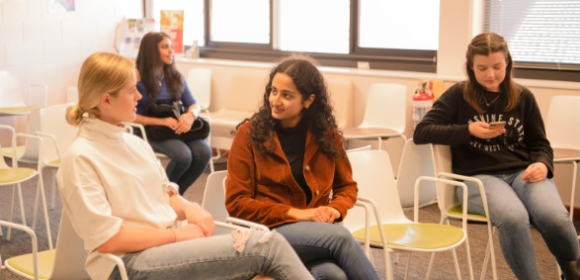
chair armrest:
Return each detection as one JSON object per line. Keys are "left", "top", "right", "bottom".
{"left": 98, "top": 253, "right": 129, "bottom": 280}
{"left": 437, "top": 172, "right": 491, "bottom": 224}
{"left": 224, "top": 217, "right": 270, "bottom": 232}
{"left": 351, "top": 200, "right": 373, "bottom": 257}
{"left": 414, "top": 176, "right": 469, "bottom": 229}
{"left": 124, "top": 122, "right": 148, "bottom": 141}
{"left": 0, "top": 220, "right": 39, "bottom": 277}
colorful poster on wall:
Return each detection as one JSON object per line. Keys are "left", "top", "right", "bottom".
{"left": 160, "top": 10, "right": 184, "bottom": 53}
{"left": 48, "top": 0, "right": 75, "bottom": 12}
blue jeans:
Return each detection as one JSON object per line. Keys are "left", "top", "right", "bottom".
{"left": 109, "top": 231, "right": 313, "bottom": 280}
{"left": 149, "top": 138, "right": 211, "bottom": 194}
{"left": 274, "top": 221, "right": 380, "bottom": 280}
{"left": 457, "top": 169, "right": 580, "bottom": 280}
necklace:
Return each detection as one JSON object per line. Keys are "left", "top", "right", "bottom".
{"left": 157, "top": 74, "right": 164, "bottom": 87}
{"left": 481, "top": 93, "right": 501, "bottom": 107}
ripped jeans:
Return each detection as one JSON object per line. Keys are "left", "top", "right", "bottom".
{"left": 109, "top": 230, "right": 313, "bottom": 280}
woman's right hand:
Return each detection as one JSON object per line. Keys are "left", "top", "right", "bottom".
{"left": 468, "top": 121, "right": 505, "bottom": 140}
{"left": 160, "top": 117, "right": 179, "bottom": 131}
{"left": 284, "top": 207, "right": 340, "bottom": 223}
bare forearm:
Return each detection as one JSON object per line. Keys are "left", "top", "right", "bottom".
{"left": 97, "top": 225, "right": 175, "bottom": 254}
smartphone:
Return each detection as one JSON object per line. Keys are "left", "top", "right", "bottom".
{"left": 488, "top": 121, "right": 506, "bottom": 130}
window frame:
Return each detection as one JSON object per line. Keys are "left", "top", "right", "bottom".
{"left": 199, "top": 0, "right": 438, "bottom": 73}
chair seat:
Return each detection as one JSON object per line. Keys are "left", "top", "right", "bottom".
{"left": 352, "top": 223, "right": 465, "bottom": 250}
{"left": 5, "top": 249, "right": 55, "bottom": 279}
{"left": 553, "top": 148, "right": 580, "bottom": 162}
{"left": 1, "top": 145, "right": 25, "bottom": 159}
{"left": 448, "top": 204, "right": 488, "bottom": 222}
{"left": 341, "top": 127, "right": 400, "bottom": 139}
{"left": 0, "top": 106, "right": 37, "bottom": 116}
{"left": 0, "top": 168, "right": 36, "bottom": 184}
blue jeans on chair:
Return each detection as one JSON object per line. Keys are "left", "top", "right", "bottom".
{"left": 274, "top": 221, "right": 381, "bottom": 280}
{"left": 457, "top": 169, "right": 580, "bottom": 280}
{"left": 149, "top": 138, "right": 211, "bottom": 195}
{"left": 109, "top": 231, "right": 314, "bottom": 280}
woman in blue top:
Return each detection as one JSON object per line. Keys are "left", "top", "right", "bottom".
{"left": 135, "top": 32, "right": 212, "bottom": 195}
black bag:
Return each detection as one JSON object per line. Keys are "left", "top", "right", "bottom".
{"left": 142, "top": 100, "right": 210, "bottom": 141}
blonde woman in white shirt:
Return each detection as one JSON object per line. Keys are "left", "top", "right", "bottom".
{"left": 56, "top": 52, "right": 313, "bottom": 280}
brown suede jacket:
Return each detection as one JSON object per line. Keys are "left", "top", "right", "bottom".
{"left": 225, "top": 121, "right": 358, "bottom": 228}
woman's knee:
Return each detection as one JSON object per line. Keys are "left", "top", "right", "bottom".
{"left": 307, "top": 259, "right": 348, "bottom": 280}
{"left": 188, "top": 140, "right": 212, "bottom": 162}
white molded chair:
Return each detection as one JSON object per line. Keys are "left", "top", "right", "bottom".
{"left": 342, "top": 83, "right": 407, "bottom": 150}
{"left": 344, "top": 149, "right": 474, "bottom": 280}
{"left": 0, "top": 70, "right": 48, "bottom": 116}
{"left": 0, "top": 125, "right": 52, "bottom": 249}
{"left": 186, "top": 68, "right": 212, "bottom": 112}
{"left": 36, "top": 103, "right": 78, "bottom": 210}
{"left": 2, "top": 210, "right": 128, "bottom": 280}
{"left": 396, "top": 139, "right": 438, "bottom": 209}
{"left": 546, "top": 95, "right": 580, "bottom": 222}
{"left": 431, "top": 144, "right": 497, "bottom": 280}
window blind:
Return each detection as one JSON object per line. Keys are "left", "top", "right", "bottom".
{"left": 484, "top": 0, "right": 580, "bottom": 71}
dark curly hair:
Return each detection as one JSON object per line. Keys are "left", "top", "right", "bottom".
{"left": 136, "top": 32, "right": 184, "bottom": 104}
{"left": 237, "top": 55, "right": 341, "bottom": 158}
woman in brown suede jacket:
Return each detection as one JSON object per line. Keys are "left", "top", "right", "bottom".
{"left": 225, "top": 56, "right": 380, "bottom": 280}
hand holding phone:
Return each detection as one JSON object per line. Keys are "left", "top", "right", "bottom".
{"left": 488, "top": 121, "right": 506, "bottom": 130}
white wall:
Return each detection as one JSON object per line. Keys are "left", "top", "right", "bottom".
{"left": 0, "top": 0, "right": 143, "bottom": 129}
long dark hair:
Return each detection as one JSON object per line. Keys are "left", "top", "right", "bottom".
{"left": 463, "top": 32, "right": 521, "bottom": 114}
{"left": 238, "top": 55, "right": 341, "bottom": 158}
{"left": 136, "top": 32, "right": 184, "bottom": 102}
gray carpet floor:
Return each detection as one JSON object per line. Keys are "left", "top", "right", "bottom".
{"left": 0, "top": 158, "right": 574, "bottom": 279}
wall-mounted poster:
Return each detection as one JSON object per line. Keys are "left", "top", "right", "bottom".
{"left": 160, "top": 10, "right": 184, "bottom": 53}
{"left": 115, "top": 18, "right": 155, "bottom": 57}
{"left": 48, "top": 0, "right": 75, "bottom": 12}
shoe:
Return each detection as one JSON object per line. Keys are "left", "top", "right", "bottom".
{"left": 565, "top": 260, "right": 580, "bottom": 280}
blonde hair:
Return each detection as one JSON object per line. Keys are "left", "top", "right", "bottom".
{"left": 66, "top": 52, "right": 135, "bottom": 126}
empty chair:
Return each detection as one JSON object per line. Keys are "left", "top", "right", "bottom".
{"left": 342, "top": 83, "right": 407, "bottom": 150}
{"left": 326, "top": 77, "right": 354, "bottom": 129}
{"left": 0, "top": 70, "right": 48, "bottom": 116}
{"left": 205, "top": 73, "right": 267, "bottom": 151}
{"left": 186, "top": 68, "right": 212, "bottom": 112}
{"left": 36, "top": 103, "right": 78, "bottom": 209}
{"left": 344, "top": 149, "right": 474, "bottom": 280}
{"left": 0, "top": 125, "right": 51, "bottom": 250}
{"left": 546, "top": 95, "right": 580, "bottom": 222}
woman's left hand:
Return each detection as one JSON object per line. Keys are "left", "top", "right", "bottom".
{"left": 184, "top": 202, "right": 215, "bottom": 236}
{"left": 522, "top": 162, "right": 548, "bottom": 183}
{"left": 175, "top": 112, "right": 195, "bottom": 134}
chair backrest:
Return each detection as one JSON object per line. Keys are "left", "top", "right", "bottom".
{"left": 344, "top": 149, "right": 409, "bottom": 233}
{"left": 38, "top": 103, "right": 78, "bottom": 163}
{"left": 431, "top": 144, "right": 460, "bottom": 213}
{"left": 201, "top": 170, "right": 230, "bottom": 235}
{"left": 0, "top": 70, "right": 27, "bottom": 108}
{"left": 223, "top": 74, "right": 266, "bottom": 113}
{"left": 396, "top": 139, "right": 437, "bottom": 209}
{"left": 546, "top": 95, "right": 580, "bottom": 150}
{"left": 49, "top": 211, "right": 91, "bottom": 279}
{"left": 186, "top": 68, "right": 212, "bottom": 111}
{"left": 361, "top": 83, "right": 407, "bottom": 134}
{"left": 326, "top": 77, "right": 353, "bottom": 128}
